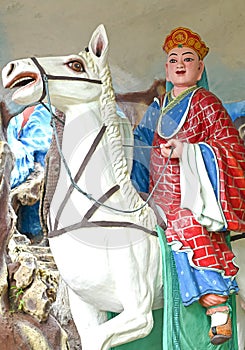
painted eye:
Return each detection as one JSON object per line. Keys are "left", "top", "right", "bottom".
{"left": 169, "top": 58, "right": 177, "bottom": 63}
{"left": 67, "top": 60, "right": 85, "bottom": 72}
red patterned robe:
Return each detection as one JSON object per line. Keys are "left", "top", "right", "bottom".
{"left": 150, "top": 87, "right": 245, "bottom": 278}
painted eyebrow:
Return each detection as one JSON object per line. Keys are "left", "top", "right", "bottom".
{"left": 168, "top": 51, "right": 195, "bottom": 57}
{"left": 182, "top": 51, "right": 195, "bottom": 56}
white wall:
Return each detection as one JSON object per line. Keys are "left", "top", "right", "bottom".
{"left": 0, "top": 0, "right": 244, "bottom": 102}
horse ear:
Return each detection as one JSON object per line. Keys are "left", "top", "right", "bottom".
{"left": 88, "top": 24, "right": 109, "bottom": 66}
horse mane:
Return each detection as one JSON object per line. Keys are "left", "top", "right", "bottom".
{"left": 97, "top": 60, "right": 156, "bottom": 227}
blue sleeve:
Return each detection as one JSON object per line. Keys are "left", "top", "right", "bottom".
{"left": 199, "top": 143, "right": 219, "bottom": 199}
{"left": 130, "top": 100, "right": 160, "bottom": 193}
{"left": 7, "top": 104, "right": 53, "bottom": 188}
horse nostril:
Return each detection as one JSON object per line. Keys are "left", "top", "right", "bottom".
{"left": 7, "top": 63, "right": 15, "bottom": 77}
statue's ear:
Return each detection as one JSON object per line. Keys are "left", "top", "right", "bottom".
{"left": 88, "top": 24, "right": 109, "bottom": 67}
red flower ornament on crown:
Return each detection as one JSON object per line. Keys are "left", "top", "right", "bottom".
{"left": 162, "top": 27, "right": 209, "bottom": 60}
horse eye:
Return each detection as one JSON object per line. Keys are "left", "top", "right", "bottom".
{"left": 67, "top": 61, "right": 85, "bottom": 72}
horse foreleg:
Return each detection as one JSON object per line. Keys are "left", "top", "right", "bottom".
{"left": 67, "top": 286, "right": 108, "bottom": 347}
{"left": 81, "top": 307, "right": 154, "bottom": 350}
{"left": 80, "top": 256, "right": 156, "bottom": 350}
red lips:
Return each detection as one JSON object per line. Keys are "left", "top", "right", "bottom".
{"left": 176, "top": 70, "right": 185, "bottom": 75}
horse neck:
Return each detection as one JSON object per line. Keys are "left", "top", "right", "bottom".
{"left": 64, "top": 101, "right": 100, "bottom": 123}
{"left": 61, "top": 100, "right": 102, "bottom": 142}
{"left": 61, "top": 63, "right": 116, "bottom": 132}
{"left": 56, "top": 64, "right": 155, "bottom": 226}
{"left": 62, "top": 63, "right": 140, "bottom": 213}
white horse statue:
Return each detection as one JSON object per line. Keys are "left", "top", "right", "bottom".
{"left": 2, "top": 25, "right": 163, "bottom": 349}
{"left": 2, "top": 24, "right": 245, "bottom": 350}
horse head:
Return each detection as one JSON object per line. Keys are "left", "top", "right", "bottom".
{"left": 1, "top": 24, "right": 110, "bottom": 114}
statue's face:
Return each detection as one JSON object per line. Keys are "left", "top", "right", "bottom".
{"left": 165, "top": 47, "right": 204, "bottom": 94}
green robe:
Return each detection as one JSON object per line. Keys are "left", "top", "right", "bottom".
{"left": 108, "top": 226, "right": 238, "bottom": 350}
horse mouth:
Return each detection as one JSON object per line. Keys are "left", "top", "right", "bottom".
{"left": 5, "top": 73, "right": 38, "bottom": 89}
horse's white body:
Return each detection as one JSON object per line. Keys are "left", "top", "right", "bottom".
{"left": 2, "top": 25, "right": 163, "bottom": 349}
{"left": 2, "top": 24, "right": 245, "bottom": 350}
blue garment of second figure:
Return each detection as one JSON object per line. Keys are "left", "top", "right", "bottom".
{"left": 130, "top": 98, "right": 161, "bottom": 193}
{"left": 7, "top": 104, "right": 53, "bottom": 240}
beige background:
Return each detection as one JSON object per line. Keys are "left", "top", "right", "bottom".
{"left": 0, "top": 0, "right": 244, "bottom": 102}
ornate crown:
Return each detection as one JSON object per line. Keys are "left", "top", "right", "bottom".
{"left": 162, "top": 27, "right": 209, "bottom": 60}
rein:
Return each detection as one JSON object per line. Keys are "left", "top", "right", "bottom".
{"left": 33, "top": 56, "right": 172, "bottom": 214}
{"left": 230, "top": 232, "right": 245, "bottom": 242}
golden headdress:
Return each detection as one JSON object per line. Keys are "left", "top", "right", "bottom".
{"left": 162, "top": 27, "right": 209, "bottom": 60}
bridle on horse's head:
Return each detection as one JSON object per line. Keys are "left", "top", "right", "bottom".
{"left": 30, "top": 56, "right": 102, "bottom": 103}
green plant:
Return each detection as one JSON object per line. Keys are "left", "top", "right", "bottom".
{"left": 10, "top": 285, "right": 25, "bottom": 311}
